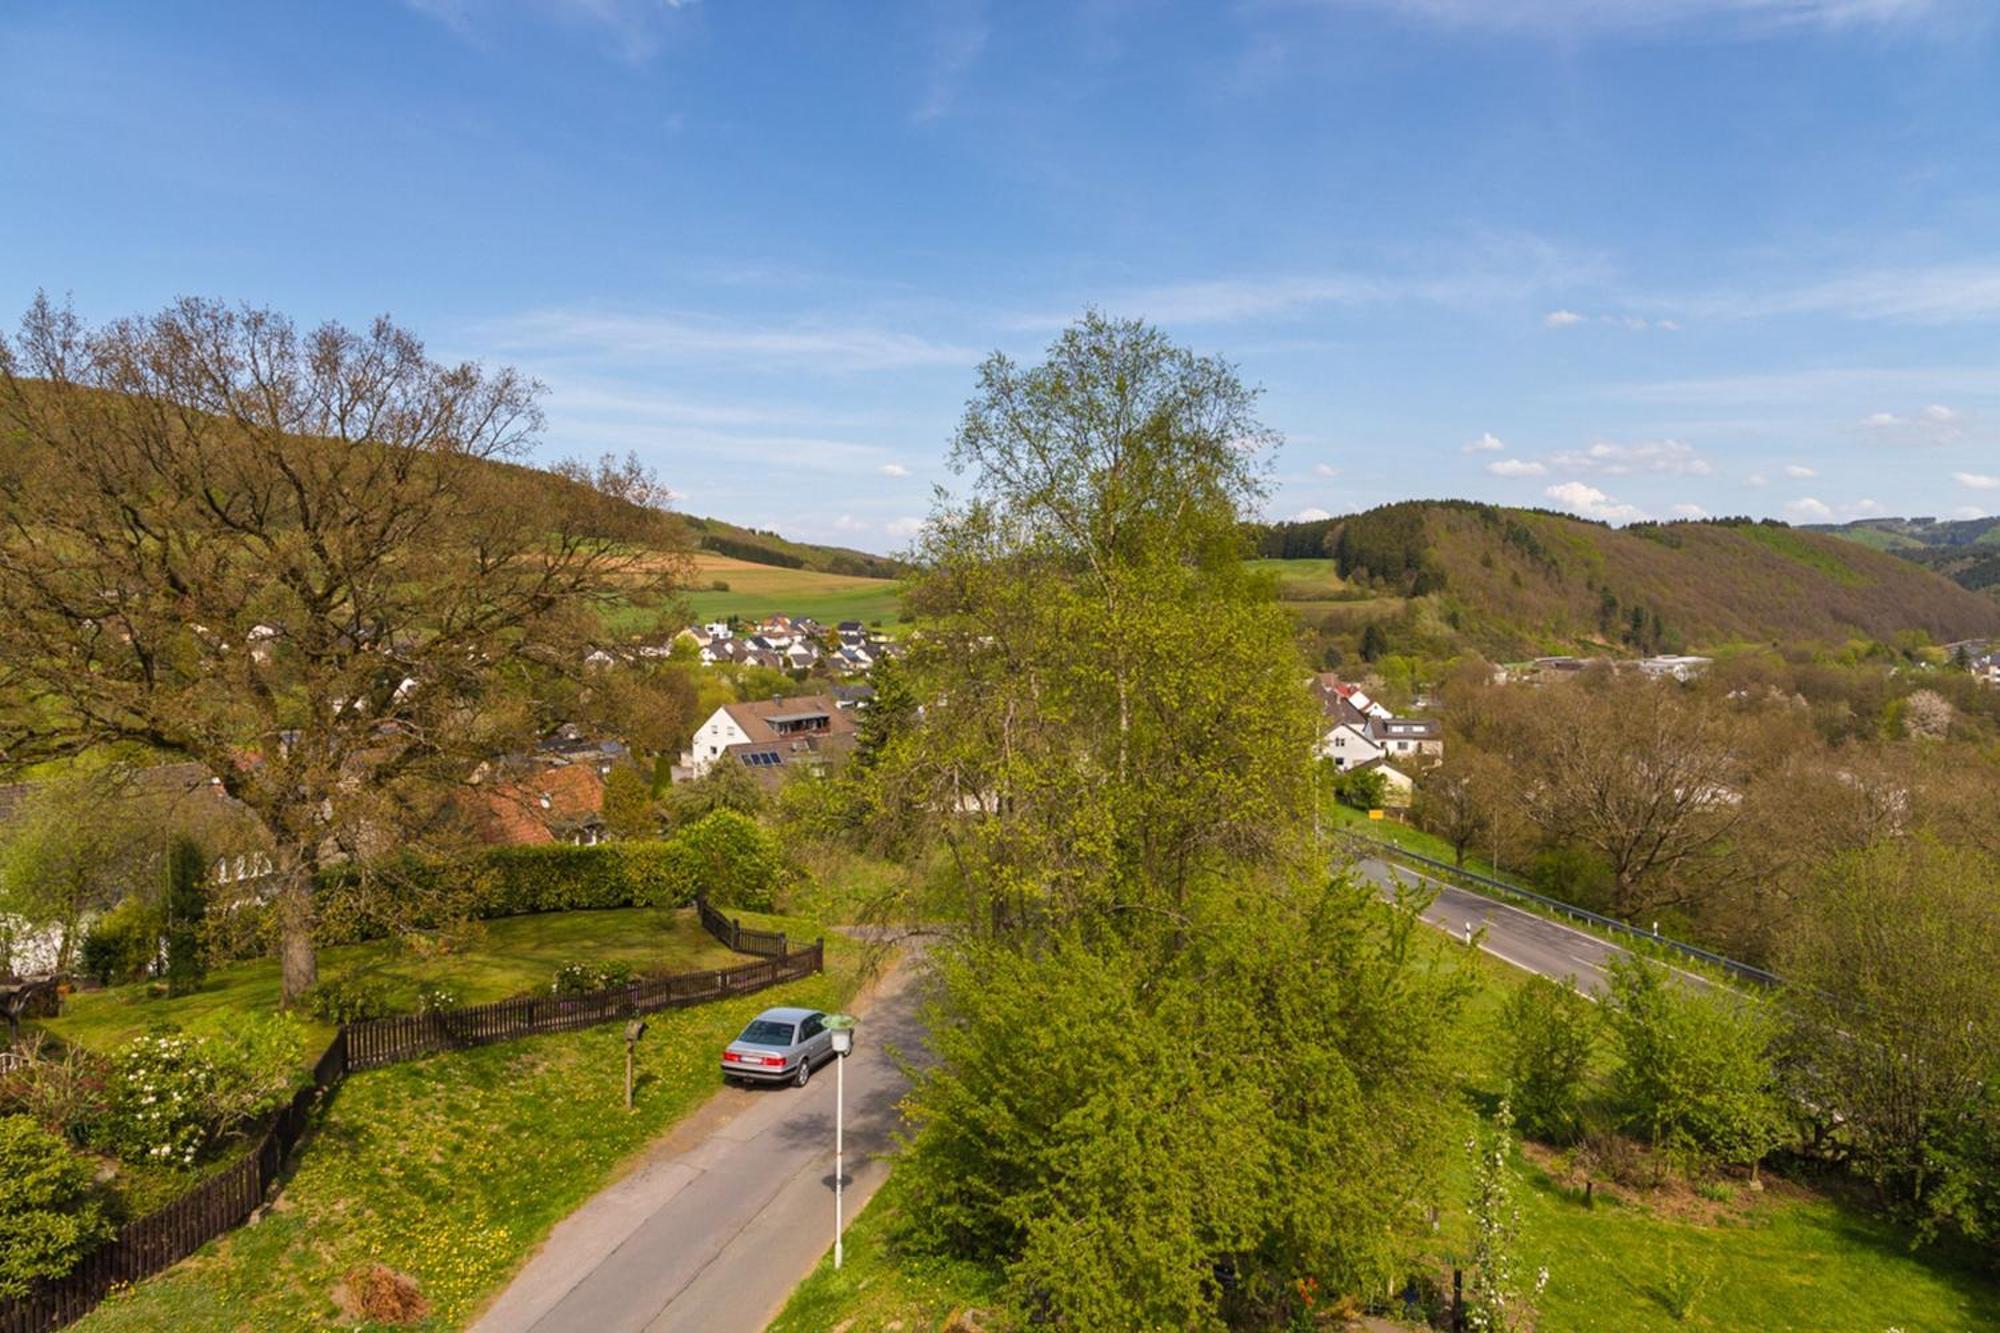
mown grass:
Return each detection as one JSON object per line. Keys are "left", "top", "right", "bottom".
{"left": 41, "top": 906, "right": 744, "bottom": 1057}
{"left": 72, "top": 914, "right": 867, "bottom": 1332}
{"left": 773, "top": 938, "right": 2000, "bottom": 1332}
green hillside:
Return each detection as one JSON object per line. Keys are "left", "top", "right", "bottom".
{"left": 1808, "top": 514, "right": 2000, "bottom": 603}
{"left": 1259, "top": 501, "right": 2000, "bottom": 658}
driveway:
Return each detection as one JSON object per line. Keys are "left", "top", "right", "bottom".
{"left": 471, "top": 946, "right": 928, "bottom": 1333}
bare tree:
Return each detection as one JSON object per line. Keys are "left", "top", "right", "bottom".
{"left": 0, "top": 296, "right": 683, "bottom": 1003}
{"left": 1513, "top": 677, "right": 1746, "bottom": 919}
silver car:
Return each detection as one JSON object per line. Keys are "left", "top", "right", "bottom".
{"left": 720, "top": 1005, "right": 835, "bottom": 1088}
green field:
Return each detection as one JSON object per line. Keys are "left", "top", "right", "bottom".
{"left": 42, "top": 906, "right": 742, "bottom": 1056}
{"left": 605, "top": 553, "right": 905, "bottom": 636}
{"left": 773, "top": 937, "right": 2000, "bottom": 1332}
{"left": 70, "top": 912, "right": 867, "bottom": 1332}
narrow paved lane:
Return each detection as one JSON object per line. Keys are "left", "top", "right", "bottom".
{"left": 472, "top": 955, "right": 927, "bottom": 1333}
{"left": 1354, "top": 856, "right": 1701, "bottom": 995}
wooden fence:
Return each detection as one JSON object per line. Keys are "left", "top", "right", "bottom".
{"left": 343, "top": 943, "right": 824, "bottom": 1071}
{"left": 696, "top": 895, "right": 789, "bottom": 957}
{"left": 1, "top": 926, "right": 822, "bottom": 1332}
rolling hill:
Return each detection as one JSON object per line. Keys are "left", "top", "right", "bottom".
{"left": 1807, "top": 515, "right": 2000, "bottom": 603}
{"left": 1254, "top": 501, "right": 2000, "bottom": 659}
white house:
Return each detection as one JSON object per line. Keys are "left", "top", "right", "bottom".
{"left": 678, "top": 694, "right": 859, "bottom": 784}
{"left": 1636, "top": 654, "right": 1713, "bottom": 682}
{"left": 1311, "top": 675, "right": 1444, "bottom": 770}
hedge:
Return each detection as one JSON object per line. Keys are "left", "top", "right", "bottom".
{"left": 310, "top": 813, "right": 780, "bottom": 946}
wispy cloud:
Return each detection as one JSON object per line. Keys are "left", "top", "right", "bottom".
{"left": 478, "top": 308, "right": 981, "bottom": 373}
{"left": 405, "top": 0, "right": 701, "bottom": 62}
{"left": 880, "top": 462, "right": 912, "bottom": 477}
{"left": 1545, "top": 481, "right": 1645, "bottom": 523}
{"left": 1955, "top": 471, "right": 2000, "bottom": 490}
{"left": 1292, "top": 506, "right": 1335, "bottom": 522}
{"left": 1312, "top": 462, "right": 1341, "bottom": 477}
{"left": 1543, "top": 309, "right": 1587, "bottom": 328}
{"left": 1858, "top": 402, "right": 1973, "bottom": 446}
{"left": 1487, "top": 458, "right": 1547, "bottom": 477}
{"left": 1783, "top": 463, "right": 1818, "bottom": 479}
{"left": 914, "top": 0, "right": 989, "bottom": 122}
{"left": 1319, "top": 0, "right": 1940, "bottom": 36}
{"left": 1463, "top": 432, "right": 1506, "bottom": 453}
{"left": 1547, "top": 438, "right": 1712, "bottom": 476}
{"left": 1671, "top": 502, "right": 1711, "bottom": 519}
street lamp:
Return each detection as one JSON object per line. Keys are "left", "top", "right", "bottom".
{"left": 823, "top": 1013, "right": 857, "bottom": 1269}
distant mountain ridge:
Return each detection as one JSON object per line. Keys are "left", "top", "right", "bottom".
{"left": 1807, "top": 515, "right": 2000, "bottom": 603}
{"left": 1252, "top": 501, "right": 2000, "bottom": 658}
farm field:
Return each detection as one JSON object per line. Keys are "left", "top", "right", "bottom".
{"left": 607, "top": 553, "right": 904, "bottom": 634}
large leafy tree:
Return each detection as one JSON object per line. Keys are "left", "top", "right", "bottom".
{"left": 0, "top": 296, "right": 681, "bottom": 1003}
{"left": 877, "top": 315, "right": 1467, "bottom": 1324}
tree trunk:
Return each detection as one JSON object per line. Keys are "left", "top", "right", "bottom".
{"left": 275, "top": 879, "right": 318, "bottom": 1006}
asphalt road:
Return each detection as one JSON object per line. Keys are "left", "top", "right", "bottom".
{"left": 471, "top": 954, "right": 926, "bottom": 1333}
{"left": 1354, "top": 855, "right": 1677, "bottom": 995}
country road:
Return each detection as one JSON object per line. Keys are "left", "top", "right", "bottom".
{"left": 471, "top": 950, "right": 928, "bottom": 1333}
{"left": 1354, "top": 855, "right": 1706, "bottom": 995}
{"left": 472, "top": 872, "right": 1641, "bottom": 1333}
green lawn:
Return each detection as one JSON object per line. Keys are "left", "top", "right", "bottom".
{"left": 41, "top": 906, "right": 746, "bottom": 1056}
{"left": 773, "top": 942, "right": 2000, "bottom": 1332}
{"left": 73, "top": 914, "right": 868, "bottom": 1332}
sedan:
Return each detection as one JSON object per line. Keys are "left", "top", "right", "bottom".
{"left": 720, "top": 1005, "right": 835, "bottom": 1088}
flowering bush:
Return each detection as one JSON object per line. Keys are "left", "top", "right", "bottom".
{"left": 414, "top": 985, "right": 462, "bottom": 1015}
{"left": 93, "top": 1017, "right": 305, "bottom": 1166}
{"left": 549, "top": 960, "right": 637, "bottom": 995}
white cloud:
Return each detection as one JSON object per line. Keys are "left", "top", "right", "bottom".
{"left": 1545, "top": 481, "right": 1645, "bottom": 523}
{"left": 1950, "top": 505, "right": 1992, "bottom": 520}
{"left": 1955, "top": 471, "right": 2000, "bottom": 490}
{"left": 879, "top": 463, "right": 911, "bottom": 478}
{"left": 1746, "top": 472, "right": 1770, "bottom": 487}
{"left": 1709, "top": 262, "right": 2000, "bottom": 326}
{"left": 1783, "top": 464, "right": 1817, "bottom": 479}
{"left": 831, "top": 514, "right": 871, "bottom": 533}
{"left": 1312, "top": 462, "right": 1341, "bottom": 478}
{"left": 1464, "top": 432, "right": 1506, "bottom": 454}
{"left": 1487, "top": 458, "right": 1548, "bottom": 478}
{"left": 478, "top": 308, "right": 979, "bottom": 373}
{"left": 1543, "top": 309, "right": 1587, "bottom": 328}
{"left": 1785, "top": 497, "right": 1835, "bottom": 520}
{"left": 1671, "top": 503, "right": 1710, "bottom": 519}
{"left": 1851, "top": 497, "right": 1886, "bottom": 517}
{"left": 885, "top": 516, "right": 926, "bottom": 539}
{"left": 405, "top": 0, "right": 701, "bottom": 63}
{"left": 914, "top": 0, "right": 988, "bottom": 123}
{"left": 1292, "top": 507, "right": 1335, "bottom": 522}
{"left": 1548, "top": 439, "right": 1712, "bottom": 476}
{"left": 1656, "top": 319, "right": 1683, "bottom": 332}
{"left": 1859, "top": 403, "right": 1972, "bottom": 445}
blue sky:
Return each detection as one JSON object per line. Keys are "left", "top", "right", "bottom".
{"left": 4, "top": 0, "right": 1999, "bottom": 549}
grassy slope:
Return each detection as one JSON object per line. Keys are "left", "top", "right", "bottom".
{"left": 772, "top": 941, "right": 2000, "bottom": 1333}
{"left": 42, "top": 907, "right": 742, "bottom": 1056}
{"left": 681, "top": 553, "right": 904, "bottom": 626}
{"left": 73, "top": 913, "right": 866, "bottom": 1332}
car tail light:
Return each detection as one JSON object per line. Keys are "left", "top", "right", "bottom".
{"left": 760, "top": 1054, "right": 784, "bottom": 1068}
{"left": 723, "top": 1051, "right": 741, "bottom": 1062}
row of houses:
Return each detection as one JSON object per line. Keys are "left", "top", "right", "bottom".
{"left": 1310, "top": 674, "right": 1444, "bottom": 805}
{"left": 587, "top": 614, "right": 899, "bottom": 677}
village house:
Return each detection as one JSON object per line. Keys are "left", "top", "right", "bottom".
{"left": 1310, "top": 674, "right": 1444, "bottom": 771}
{"left": 469, "top": 763, "right": 609, "bottom": 846}
{"left": 677, "top": 693, "right": 859, "bottom": 789}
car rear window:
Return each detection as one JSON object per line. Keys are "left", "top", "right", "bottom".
{"left": 738, "top": 1020, "right": 796, "bottom": 1046}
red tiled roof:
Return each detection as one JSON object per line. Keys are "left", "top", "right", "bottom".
{"left": 474, "top": 764, "right": 606, "bottom": 846}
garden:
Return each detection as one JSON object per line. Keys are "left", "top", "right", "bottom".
{"left": 0, "top": 808, "right": 855, "bottom": 1325}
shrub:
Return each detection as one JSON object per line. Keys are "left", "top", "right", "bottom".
{"left": 0, "top": 1036, "right": 107, "bottom": 1138}
{"left": 92, "top": 1018, "right": 305, "bottom": 1167}
{"left": 0, "top": 1114, "right": 112, "bottom": 1298}
{"left": 301, "top": 974, "right": 396, "bottom": 1025}
{"left": 550, "top": 960, "right": 637, "bottom": 995}
{"left": 414, "top": 985, "right": 461, "bottom": 1015}
{"left": 1503, "top": 975, "right": 1597, "bottom": 1144}
{"left": 79, "top": 897, "right": 161, "bottom": 986}
{"left": 676, "top": 810, "right": 782, "bottom": 911}
{"left": 1603, "top": 956, "right": 1785, "bottom": 1171}
{"left": 162, "top": 836, "right": 207, "bottom": 997}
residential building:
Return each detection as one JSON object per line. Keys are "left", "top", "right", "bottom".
{"left": 677, "top": 693, "right": 859, "bottom": 788}
{"left": 470, "top": 763, "right": 607, "bottom": 846}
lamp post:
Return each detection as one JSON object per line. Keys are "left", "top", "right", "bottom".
{"left": 824, "top": 1013, "right": 857, "bottom": 1269}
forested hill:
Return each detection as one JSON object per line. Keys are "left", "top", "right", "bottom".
{"left": 1252, "top": 501, "right": 2000, "bottom": 658}
{"left": 1805, "top": 515, "right": 2000, "bottom": 603}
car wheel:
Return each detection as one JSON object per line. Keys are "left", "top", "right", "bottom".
{"left": 794, "top": 1058, "right": 812, "bottom": 1088}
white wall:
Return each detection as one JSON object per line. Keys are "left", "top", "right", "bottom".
{"left": 682, "top": 707, "right": 753, "bottom": 779}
